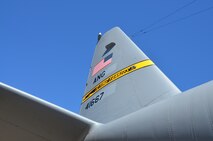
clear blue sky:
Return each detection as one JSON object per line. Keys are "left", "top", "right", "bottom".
{"left": 0, "top": 0, "right": 212, "bottom": 113}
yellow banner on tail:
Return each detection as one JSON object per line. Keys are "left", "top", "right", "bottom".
{"left": 82, "top": 59, "right": 154, "bottom": 103}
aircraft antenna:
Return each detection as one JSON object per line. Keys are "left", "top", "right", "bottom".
{"left": 97, "top": 32, "right": 102, "bottom": 42}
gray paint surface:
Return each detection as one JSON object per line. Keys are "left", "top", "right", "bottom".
{"left": 80, "top": 27, "right": 180, "bottom": 123}
{"left": 0, "top": 27, "right": 212, "bottom": 141}
{"left": 85, "top": 81, "right": 213, "bottom": 141}
{"left": 0, "top": 83, "right": 99, "bottom": 141}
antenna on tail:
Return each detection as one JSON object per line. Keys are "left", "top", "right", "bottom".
{"left": 97, "top": 32, "right": 102, "bottom": 42}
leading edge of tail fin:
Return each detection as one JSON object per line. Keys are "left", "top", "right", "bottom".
{"left": 80, "top": 27, "right": 181, "bottom": 123}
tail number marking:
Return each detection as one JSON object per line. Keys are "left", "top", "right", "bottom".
{"left": 85, "top": 92, "right": 104, "bottom": 110}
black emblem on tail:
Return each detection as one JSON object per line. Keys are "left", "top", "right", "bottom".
{"left": 102, "top": 42, "right": 116, "bottom": 57}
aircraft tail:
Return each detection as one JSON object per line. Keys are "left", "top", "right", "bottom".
{"left": 80, "top": 27, "right": 181, "bottom": 123}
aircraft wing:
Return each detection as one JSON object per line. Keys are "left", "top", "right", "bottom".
{"left": 0, "top": 82, "right": 99, "bottom": 141}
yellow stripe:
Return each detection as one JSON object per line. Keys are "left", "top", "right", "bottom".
{"left": 82, "top": 59, "right": 154, "bottom": 103}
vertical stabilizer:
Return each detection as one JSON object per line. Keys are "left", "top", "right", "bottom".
{"left": 80, "top": 27, "right": 181, "bottom": 123}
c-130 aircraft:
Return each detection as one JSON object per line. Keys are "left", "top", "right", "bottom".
{"left": 0, "top": 27, "right": 212, "bottom": 141}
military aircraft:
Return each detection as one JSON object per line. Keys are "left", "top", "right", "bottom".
{"left": 0, "top": 27, "right": 212, "bottom": 141}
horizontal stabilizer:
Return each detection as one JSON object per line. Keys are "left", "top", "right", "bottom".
{"left": 0, "top": 83, "right": 99, "bottom": 141}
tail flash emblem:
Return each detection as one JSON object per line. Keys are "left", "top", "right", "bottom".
{"left": 92, "top": 53, "right": 113, "bottom": 76}
{"left": 102, "top": 42, "right": 116, "bottom": 57}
